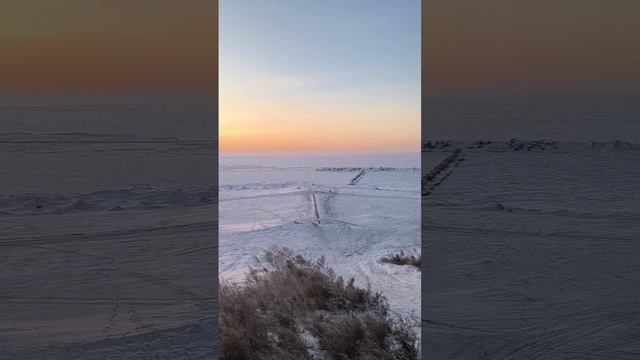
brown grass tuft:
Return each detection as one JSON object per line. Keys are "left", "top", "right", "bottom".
{"left": 220, "top": 247, "right": 418, "bottom": 359}
{"left": 379, "top": 251, "right": 421, "bottom": 269}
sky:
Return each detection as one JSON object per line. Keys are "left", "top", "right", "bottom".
{"left": 1, "top": 0, "right": 217, "bottom": 95}
{"left": 423, "top": 0, "right": 640, "bottom": 94}
{"left": 219, "top": 0, "right": 421, "bottom": 153}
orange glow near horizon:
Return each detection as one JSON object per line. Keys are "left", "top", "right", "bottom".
{"left": 221, "top": 133, "right": 417, "bottom": 153}
{"left": 219, "top": 119, "right": 420, "bottom": 153}
{"left": 220, "top": 121, "right": 419, "bottom": 153}
{"left": 219, "top": 92, "right": 420, "bottom": 153}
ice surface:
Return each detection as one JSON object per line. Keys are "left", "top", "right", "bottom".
{"left": 422, "top": 140, "right": 640, "bottom": 359}
{"left": 423, "top": 92, "right": 640, "bottom": 142}
{"left": 1, "top": 130, "right": 217, "bottom": 359}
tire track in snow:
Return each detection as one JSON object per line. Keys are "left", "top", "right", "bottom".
{"left": 349, "top": 170, "right": 366, "bottom": 185}
{"left": 311, "top": 189, "right": 320, "bottom": 222}
{"left": 422, "top": 149, "right": 465, "bottom": 196}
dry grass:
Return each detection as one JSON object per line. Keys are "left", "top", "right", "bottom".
{"left": 220, "top": 247, "right": 418, "bottom": 359}
{"left": 379, "top": 251, "right": 421, "bottom": 269}
{"left": 310, "top": 313, "right": 417, "bottom": 360}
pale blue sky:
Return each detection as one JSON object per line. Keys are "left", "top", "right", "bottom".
{"left": 220, "top": 1, "right": 421, "bottom": 152}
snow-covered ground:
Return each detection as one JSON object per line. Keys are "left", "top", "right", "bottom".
{"left": 1, "top": 132, "right": 217, "bottom": 359}
{"left": 1, "top": 130, "right": 421, "bottom": 358}
{"left": 219, "top": 152, "right": 422, "bottom": 336}
{"left": 422, "top": 140, "right": 640, "bottom": 359}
